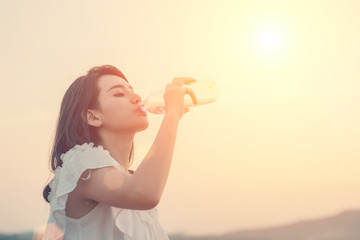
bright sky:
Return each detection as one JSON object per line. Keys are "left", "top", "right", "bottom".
{"left": 1, "top": 0, "right": 360, "bottom": 236}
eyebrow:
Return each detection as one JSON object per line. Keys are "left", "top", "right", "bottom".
{"left": 107, "top": 84, "right": 133, "bottom": 92}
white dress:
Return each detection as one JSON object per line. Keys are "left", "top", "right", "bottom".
{"left": 42, "top": 142, "right": 169, "bottom": 240}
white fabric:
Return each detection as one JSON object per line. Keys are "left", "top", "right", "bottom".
{"left": 42, "top": 142, "right": 169, "bottom": 240}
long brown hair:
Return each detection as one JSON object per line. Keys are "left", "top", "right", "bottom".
{"left": 43, "top": 65, "right": 134, "bottom": 202}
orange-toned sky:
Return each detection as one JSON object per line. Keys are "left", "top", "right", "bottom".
{"left": 1, "top": 0, "right": 360, "bottom": 236}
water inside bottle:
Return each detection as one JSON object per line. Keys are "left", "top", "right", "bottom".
{"left": 184, "top": 96, "right": 217, "bottom": 107}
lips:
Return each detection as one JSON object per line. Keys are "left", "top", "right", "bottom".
{"left": 136, "top": 102, "right": 147, "bottom": 114}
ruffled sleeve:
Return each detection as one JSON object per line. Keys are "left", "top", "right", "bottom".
{"left": 43, "top": 142, "right": 122, "bottom": 240}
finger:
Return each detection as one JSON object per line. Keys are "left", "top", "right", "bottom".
{"left": 172, "top": 78, "right": 185, "bottom": 86}
{"left": 183, "top": 78, "right": 197, "bottom": 85}
{"left": 172, "top": 77, "right": 197, "bottom": 87}
{"left": 185, "top": 88, "right": 197, "bottom": 105}
{"left": 184, "top": 107, "right": 190, "bottom": 114}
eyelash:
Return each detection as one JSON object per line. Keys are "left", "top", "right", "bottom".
{"left": 114, "top": 93, "right": 125, "bottom": 97}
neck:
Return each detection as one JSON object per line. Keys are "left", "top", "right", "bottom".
{"left": 97, "top": 129, "right": 134, "bottom": 172}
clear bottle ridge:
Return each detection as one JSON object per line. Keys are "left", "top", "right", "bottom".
{"left": 140, "top": 79, "right": 219, "bottom": 114}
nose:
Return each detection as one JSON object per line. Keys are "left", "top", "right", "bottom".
{"left": 130, "top": 92, "right": 142, "bottom": 104}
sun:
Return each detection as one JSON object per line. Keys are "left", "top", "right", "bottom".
{"left": 240, "top": 17, "right": 293, "bottom": 63}
{"left": 251, "top": 26, "right": 287, "bottom": 60}
{"left": 261, "top": 31, "right": 279, "bottom": 48}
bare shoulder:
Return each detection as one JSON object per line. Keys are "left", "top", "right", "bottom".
{"left": 81, "top": 166, "right": 127, "bottom": 190}
{"left": 76, "top": 166, "right": 156, "bottom": 210}
{"left": 79, "top": 166, "right": 130, "bottom": 206}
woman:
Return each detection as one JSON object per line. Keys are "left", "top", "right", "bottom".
{"left": 42, "top": 65, "right": 196, "bottom": 240}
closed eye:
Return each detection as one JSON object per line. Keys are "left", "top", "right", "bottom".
{"left": 114, "top": 93, "right": 125, "bottom": 97}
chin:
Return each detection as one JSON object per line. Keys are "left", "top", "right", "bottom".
{"left": 136, "top": 120, "right": 149, "bottom": 132}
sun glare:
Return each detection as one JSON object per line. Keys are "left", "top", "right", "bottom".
{"left": 261, "top": 31, "right": 279, "bottom": 48}
{"left": 247, "top": 24, "right": 289, "bottom": 62}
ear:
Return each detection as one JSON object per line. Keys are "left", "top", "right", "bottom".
{"left": 86, "top": 110, "right": 102, "bottom": 127}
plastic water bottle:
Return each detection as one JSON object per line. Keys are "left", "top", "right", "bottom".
{"left": 140, "top": 79, "right": 219, "bottom": 114}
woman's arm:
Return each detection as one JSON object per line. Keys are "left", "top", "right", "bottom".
{"left": 79, "top": 77, "right": 196, "bottom": 210}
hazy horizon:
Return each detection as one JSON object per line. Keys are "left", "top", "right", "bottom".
{"left": 2, "top": 208, "right": 360, "bottom": 238}
{"left": 1, "top": 0, "right": 359, "bottom": 236}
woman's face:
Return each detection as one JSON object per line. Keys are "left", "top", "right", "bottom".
{"left": 91, "top": 74, "right": 149, "bottom": 133}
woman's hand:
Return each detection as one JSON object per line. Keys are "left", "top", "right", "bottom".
{"left": 163, "top": 77, "right": 197, "bottom": 119}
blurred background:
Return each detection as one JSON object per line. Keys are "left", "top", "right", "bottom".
{"left": 0, "top": 0, "right": 359, "bottom": 238}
